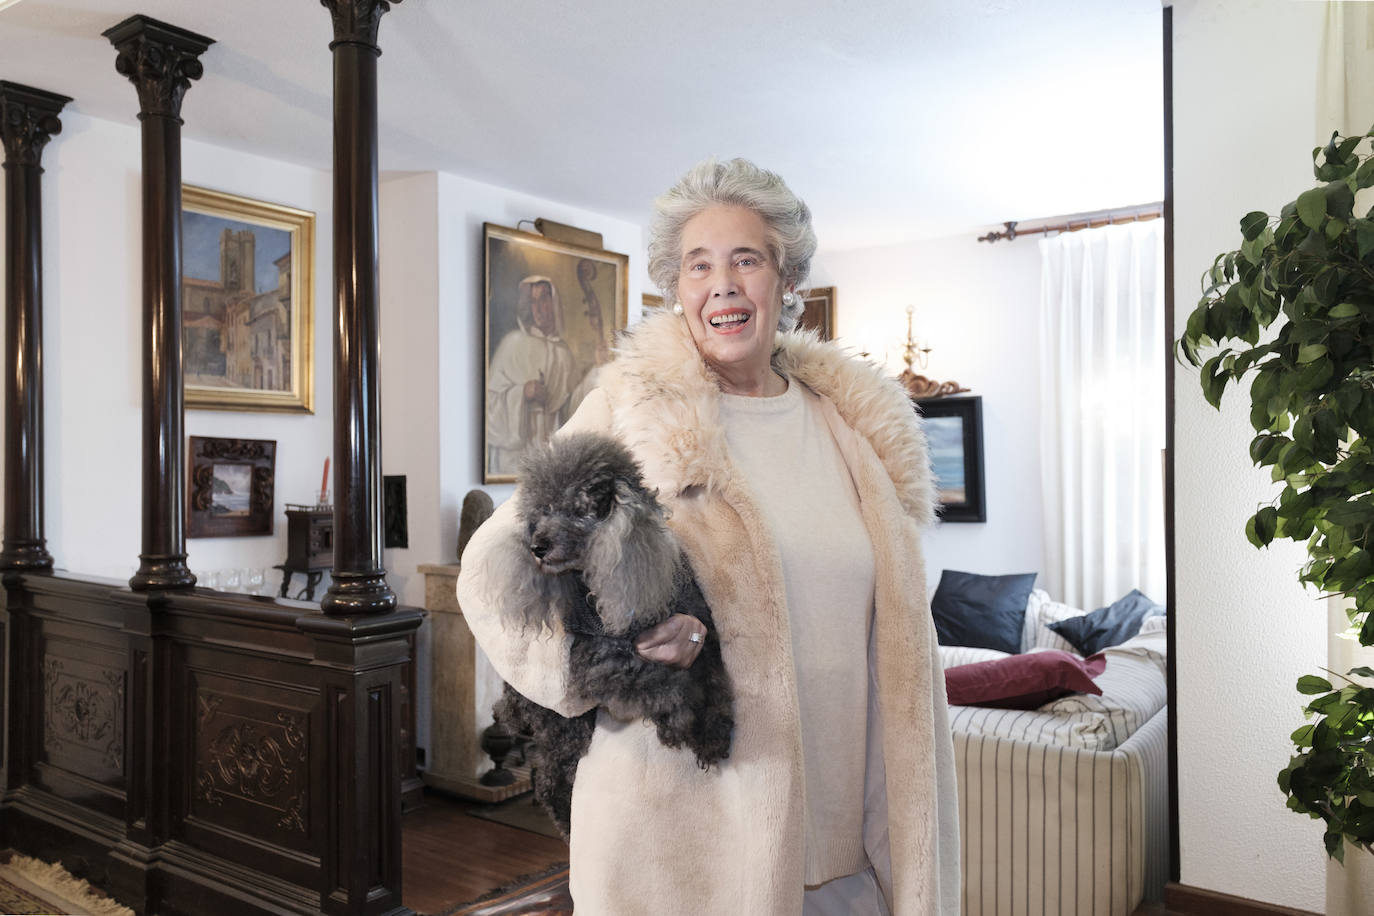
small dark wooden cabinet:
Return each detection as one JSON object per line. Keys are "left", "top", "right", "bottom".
{"left": 279, "top": 504, "right": 333, "bottom": 600}
{"left": 286, "top": 503, "right": 333, "bottom": 570}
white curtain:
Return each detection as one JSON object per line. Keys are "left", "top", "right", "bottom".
{"left": 1038, "top": 220, "right": 1166, "bottom": 612}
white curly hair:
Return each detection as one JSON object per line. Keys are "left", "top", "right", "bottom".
{"left": 647, "top": 158, "right": 817, "bottom": 332}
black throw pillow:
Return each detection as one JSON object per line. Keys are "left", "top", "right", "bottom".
{"left": 930, "top": 570, "right": 1037, "bottom": 654}
{"left": 1048, "top": 588, "right": 1165, "bottom": 655}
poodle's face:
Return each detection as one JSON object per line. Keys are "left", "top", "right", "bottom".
{"left": 518, "top": 433, "right": 653, "bottom": 576}
{"left": 525, "top": 472, "right": 618, "bottom": 574}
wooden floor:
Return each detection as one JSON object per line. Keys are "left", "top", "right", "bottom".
{"left": 402, "top": 792, "right": 1178, "bottom": 916}
{"left": 402, "top": 791, "right": 568, "bottom": 916}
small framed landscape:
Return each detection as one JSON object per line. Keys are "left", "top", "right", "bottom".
{"left": 182, "top": 185, "right": 315, "bottom": 413}
{"left": 187, "top": 436, "right": 276, "bottom": 538}
{"left": 919, "top": 395, "right": 986, "bottom": 523}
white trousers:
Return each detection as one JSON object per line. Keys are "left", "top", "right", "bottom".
{"left": 802, "top": 867, "right": 891, "bottom": 916}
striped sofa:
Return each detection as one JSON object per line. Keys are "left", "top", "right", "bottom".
{"left": 942, "top": 591, "right": 1169, "bottom": 916}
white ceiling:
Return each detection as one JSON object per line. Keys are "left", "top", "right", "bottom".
{"left": 0, "top": 0, "right": 1164, "bottom": 251}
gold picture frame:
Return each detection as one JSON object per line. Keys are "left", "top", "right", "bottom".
{"left": 483, "top": 223, "right": 629, "bottom": 483}
{"left": 799, "top": 286, "right": 837, "bottom": 340}
{"left": 182, "top": 185, "right": 315, "bottom": 413}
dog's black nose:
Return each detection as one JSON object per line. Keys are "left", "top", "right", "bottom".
{"left": 530, "top": 536, "right": 550, "bottom": 560}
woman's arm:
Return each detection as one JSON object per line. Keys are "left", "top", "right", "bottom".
{"left": 457, "top": 499, "right": 591, "bottom": 715}
{"left": 455, "top": 388, "right": 615, "bottom": 715}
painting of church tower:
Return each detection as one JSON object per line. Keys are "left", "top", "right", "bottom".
{"left": 184, "top": 217, "right": 291, "bottom": 392}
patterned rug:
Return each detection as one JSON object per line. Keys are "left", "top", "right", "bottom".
{"left": 436, "top": 861, "right": 572, "bottom": 916}
{"left": 0, "top": 852, "right": 132, "bottom": 916}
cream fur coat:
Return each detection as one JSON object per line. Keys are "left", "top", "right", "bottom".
{"left": 457, "top": 310, "right": 960, "bottom": 915}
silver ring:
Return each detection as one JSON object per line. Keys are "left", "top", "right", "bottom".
{"left": 688, "top": 631, "right": 703, "bottom": 644}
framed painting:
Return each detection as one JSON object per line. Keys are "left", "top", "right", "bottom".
{"left": 642, "top": 292, "right": 665, "bottom": 312}
{"left": 187, "top": 436, "right": 276, "bottom": 538}
{"left": 798, "top": 286, "right": 836, "bottom": 340}
{"left": 483, "top": 223, "right": 629, "bottom": 483}
{"left": 182, "top": 185, "right": 315, "bottom": 413}
{"left": 918, "top": 395, "right": 986, "bottom": 523}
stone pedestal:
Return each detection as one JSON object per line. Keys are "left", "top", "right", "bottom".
{"left": 419, "top": 563, "right": 529, "bottom": 802}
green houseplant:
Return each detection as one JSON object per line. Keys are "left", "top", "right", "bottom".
{"left": 1180, "top": 130, "right": 1374, "bottom": 862}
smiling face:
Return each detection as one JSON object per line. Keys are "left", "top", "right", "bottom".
{"left": 677, "top": 204, "right": 788, "bottom": 396}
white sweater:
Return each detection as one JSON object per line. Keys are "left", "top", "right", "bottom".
{"left": 719, "top": 379, "right": 877, "bottom": 886}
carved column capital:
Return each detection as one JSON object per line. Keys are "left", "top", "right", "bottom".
{"left": 0, "top": 82, "right": 71, "bottom": 169}
{"left": 103, "top": 15, "right": 214, "bottom": 121}
{"left": 320, "top": 0, "right": 401, "bottom": 50}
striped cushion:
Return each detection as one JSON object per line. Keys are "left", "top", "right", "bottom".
{"left": 949, "top": 701, "right": 1118, "bottom": 750}
{"left": 1020, "top": 589, "right": 1087, "bottom": 654}
{"left": 939, "top": 645, "right": 1013, "bottom": 669}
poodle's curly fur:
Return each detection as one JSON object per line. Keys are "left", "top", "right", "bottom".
{"left": 491, "top": 432, "right": 735, "bottom": 839}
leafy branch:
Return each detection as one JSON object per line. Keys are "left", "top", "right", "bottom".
{"left": 1180, "top": 129, "right": 1374, "bottom": 859}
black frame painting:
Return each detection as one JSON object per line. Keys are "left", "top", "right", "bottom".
{"left": 918, "top": 395, "right": 986, "bottom": 523}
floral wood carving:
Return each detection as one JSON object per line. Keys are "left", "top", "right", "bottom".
{"left": 44, "top": 659, "right": 125, "bottom": 771}
{"left": 196, "top": 701, "right": 308, "bottom": 834}
{"left": 320, "top": 0, "right": 402, "bottom": 48}
{"left": 0, "top": 82, "right": 71, "bottom": 168}
{"left": 103, "top": 15, "right": 214, "bottom": 121}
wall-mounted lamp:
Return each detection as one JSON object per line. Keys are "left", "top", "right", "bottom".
{"left": 897, "top": 305, "right": 970, "bottom": 400}
{"left": 901, "top": 305, "right": 933, "bottom": 371}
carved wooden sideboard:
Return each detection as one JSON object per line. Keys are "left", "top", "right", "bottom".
{"left": 0, "top": 4, "right": 424, "bottom": 915}
{"left": 4, "top": 574, "right": 420, "bottom": 915}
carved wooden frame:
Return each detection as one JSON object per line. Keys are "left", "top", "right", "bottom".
{"left": 482, "top": 223, "right": 629, "bottom": 483}
{"left": 182, "top": 185, "right": 315, "bottom": 413}
{"left": 187, "top": 436, "right": 276, "bottom": 538}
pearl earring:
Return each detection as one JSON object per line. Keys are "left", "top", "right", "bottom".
{"left": 672, "top": 302, "right": 684, "bottom": 316}
{"left": 782, "top": 291, "right": 798, "bottom": 307}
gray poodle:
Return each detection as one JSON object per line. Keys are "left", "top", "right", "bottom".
{"left": 491, "top": 432, "right": 734, "bottom": 838}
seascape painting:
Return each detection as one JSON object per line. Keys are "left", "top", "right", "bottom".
{"left": 924, "top": 415, "right": 968, "bottom": 504}
{"left": 211, "top": 463, "right": 252, "bottom": 517}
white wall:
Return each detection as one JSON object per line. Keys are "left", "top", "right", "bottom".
{"left": 1173, "top": 0, "right": 1328, "bottom": 908}
{"left": 35, "top": 112, "right": 334, "bottom": 584}
{"left": 379, "top": 171, "right": 442, "bottom": 611}
{"left": 812, "top": 234, "right": 1047, "bottom": 591}
{"left": 379, "top": 170, "right": 644, "bottom": 759}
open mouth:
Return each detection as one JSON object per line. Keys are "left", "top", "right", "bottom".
{"left": 708, "top": 311, "right": 751, "bottom": 331}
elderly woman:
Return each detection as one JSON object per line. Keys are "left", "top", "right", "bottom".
{"left": 458, "top": 159, "right": 959, "bottom": 915}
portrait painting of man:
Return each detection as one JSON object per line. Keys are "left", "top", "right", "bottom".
{"left": 483, "top": 224, "right": 628, "bottom": 482}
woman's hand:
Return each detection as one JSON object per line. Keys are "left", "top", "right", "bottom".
{"left": 634, "top": 613, "right": 707, "bottom": 669}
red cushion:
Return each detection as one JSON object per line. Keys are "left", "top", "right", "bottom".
{"left": 944, "top": 650, "right": 1107, "bottom": 709}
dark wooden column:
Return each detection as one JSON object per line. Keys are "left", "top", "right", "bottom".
{"left": 0, "top": 83, "right": 69, "bottom": 571}
{"left": 320, "top": 0, "right": 400, "bottom": 616}
{"left": 104, "top": 15, "right": 213, "bottom": 592}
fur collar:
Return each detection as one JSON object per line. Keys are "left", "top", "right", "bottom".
{"left": 601, "top": 309, "right": 935, "bottom": 526}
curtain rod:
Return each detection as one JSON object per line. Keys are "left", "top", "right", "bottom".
{"left": 976, "top": 203, "right": 1163, "bottom": 244}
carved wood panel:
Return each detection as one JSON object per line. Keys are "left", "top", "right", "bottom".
{"left": 184, "top": 666, "right": 316, "bottom": 862}
{"left": 43, "top": 657, "right": 123, "bottom": 770}
{"left": 34, "top": 624, "right": 128, "bottom": 818}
